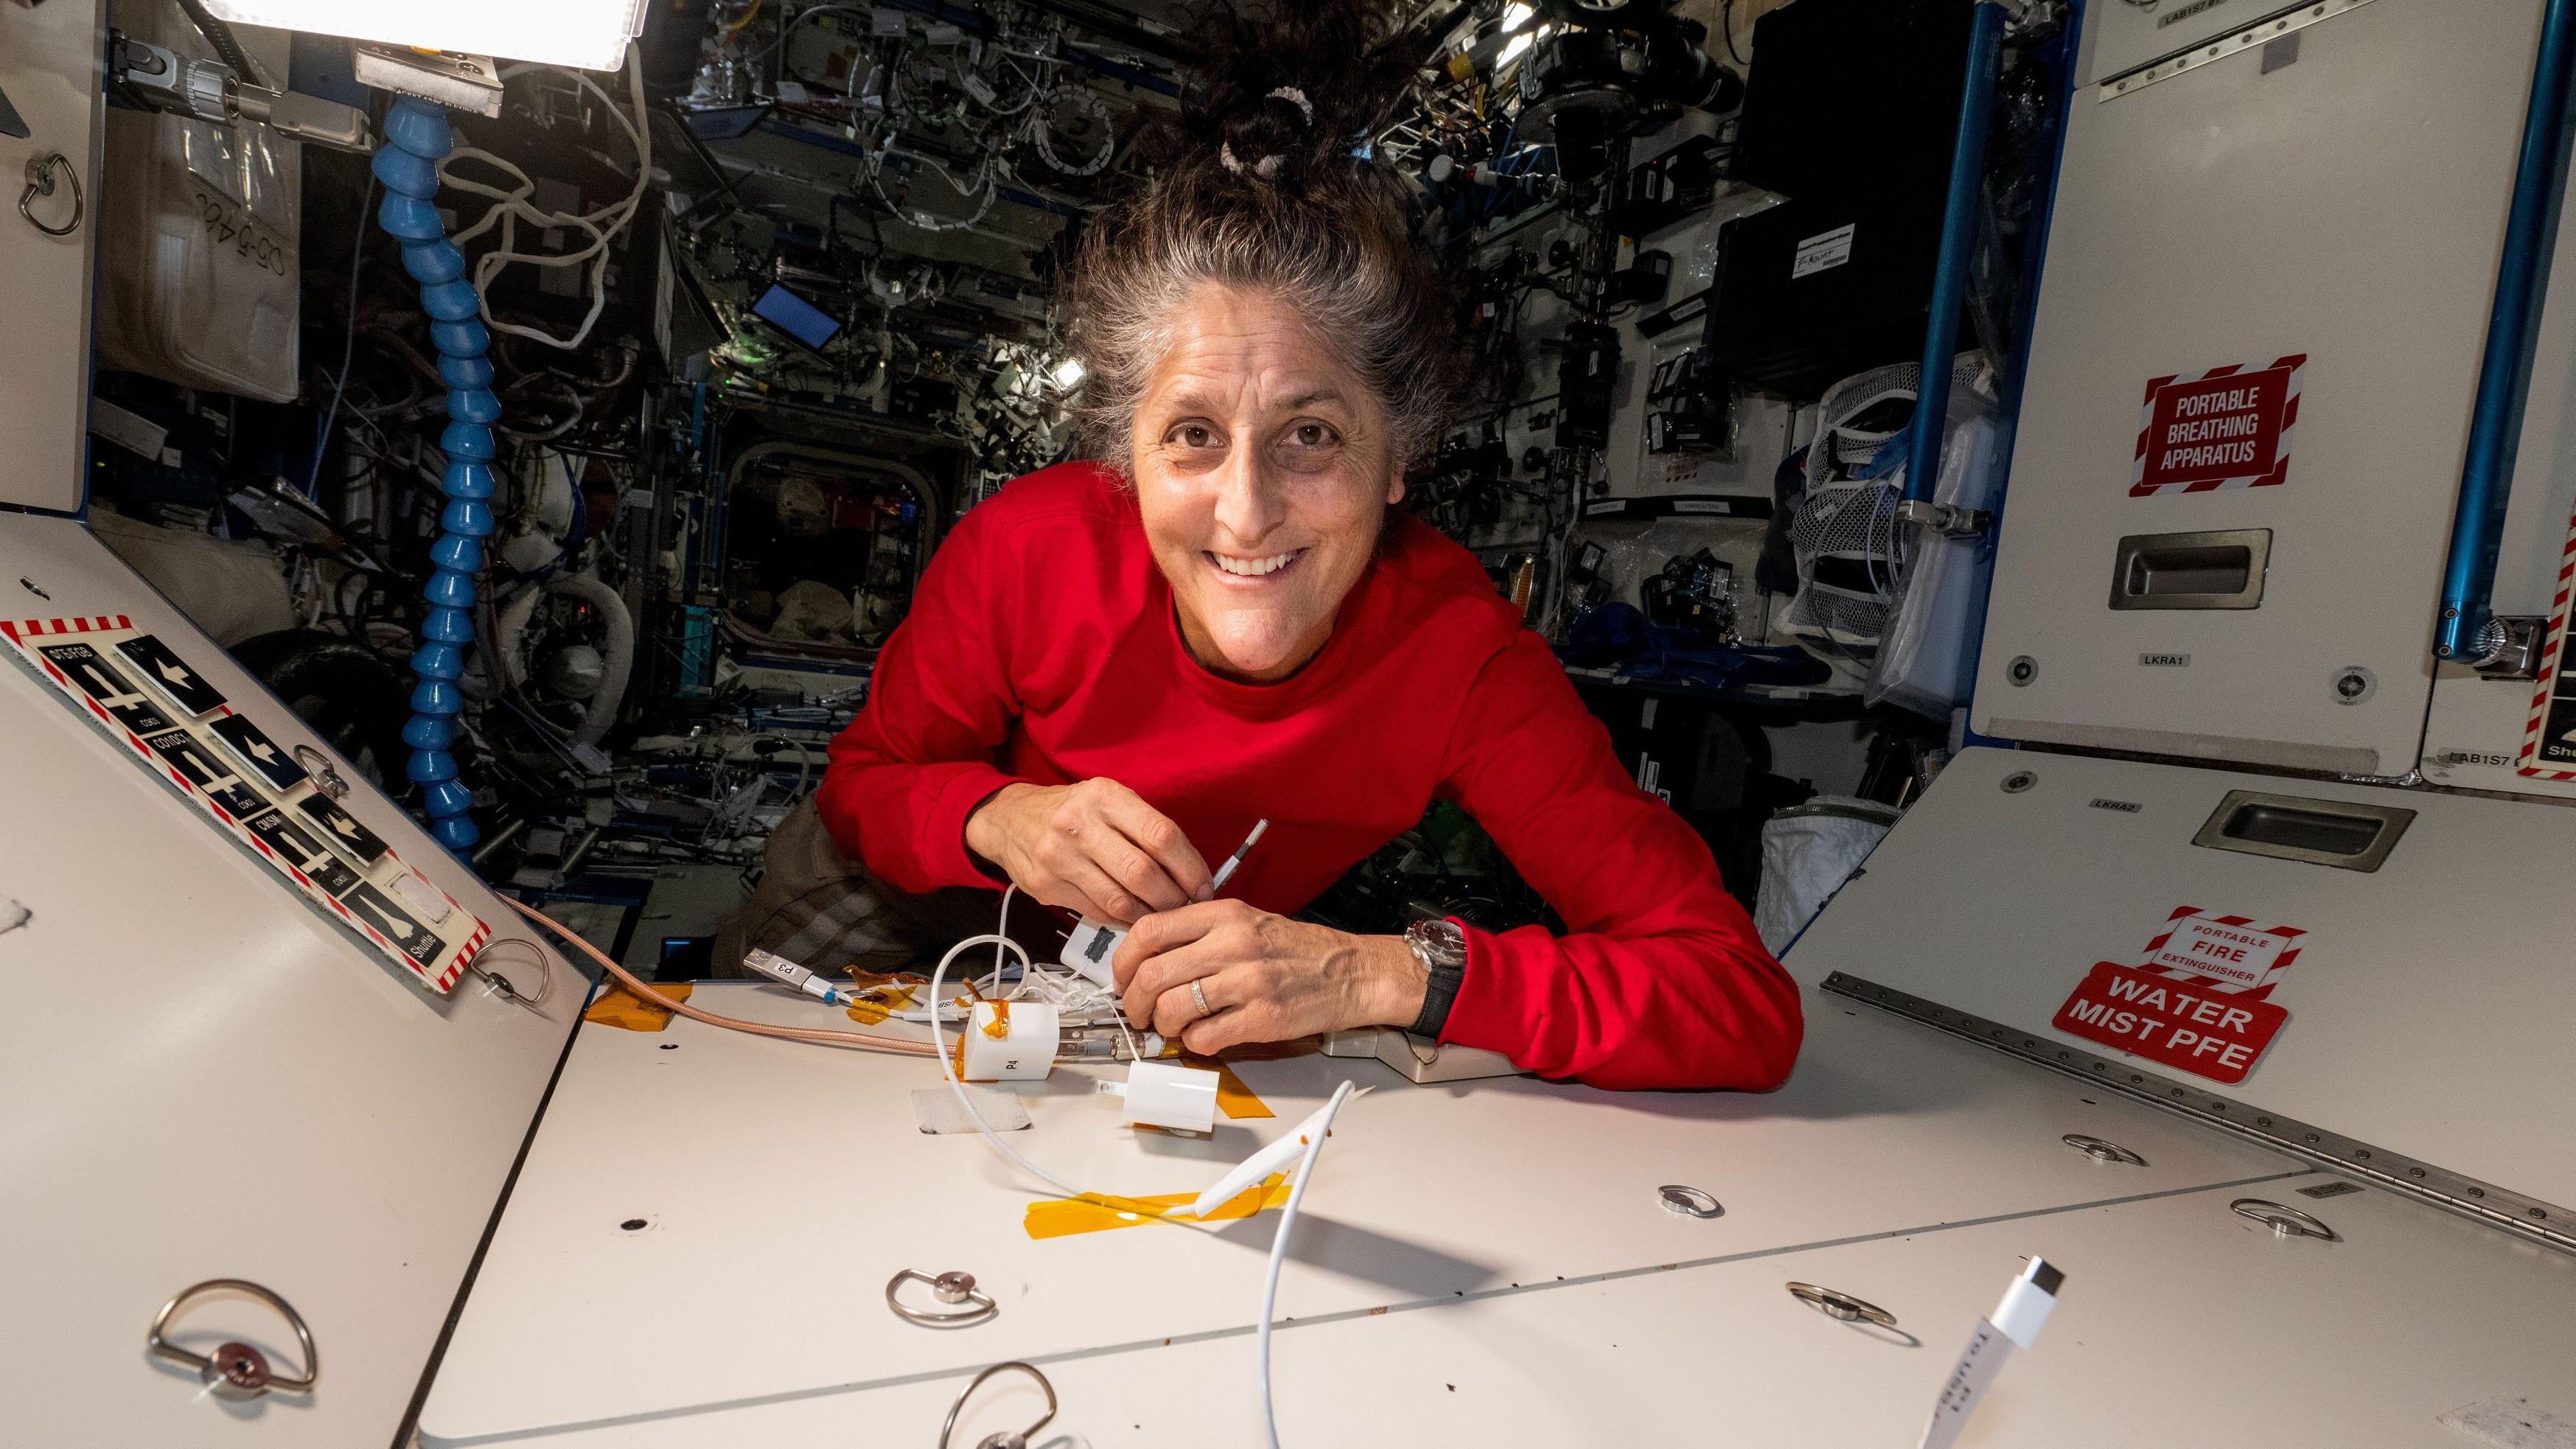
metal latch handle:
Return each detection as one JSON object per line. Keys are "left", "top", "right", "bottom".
{"left": 18, "top": 152, "right": 81, "bottom": 237}
{"left": 939, "top": 1360, "right": 1057, "bottom": 1449}
{"left": 888, "top": 1268, "right": 998, "bottom": 1327}
{"left": 1786, "top": 1280, "right": 1899, "bottom": 1327}
{"left": 147, "top": 1279, "right": 318, "bottom": 1397}
{"left": 2231, "top": 1198, "right": 2336, "bottom": 1240}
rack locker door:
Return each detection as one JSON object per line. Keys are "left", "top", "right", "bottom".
{"left": 1787, "top": 745, "right": 2576, "bottom": 1238}
{"left": 1974, "top": 0, "right": 2542, "bottom": 777}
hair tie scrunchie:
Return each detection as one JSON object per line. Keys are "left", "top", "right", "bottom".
{"left": 1218, "top": 86, "right": 1317, "bottom": 178}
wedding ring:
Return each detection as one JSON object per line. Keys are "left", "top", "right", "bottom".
{"left": 1190, "top": 979, "right": 1212, "bottom": 1018}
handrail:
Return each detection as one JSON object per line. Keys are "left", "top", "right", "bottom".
{"left": 1902, "top": 0, "right": 2010, "bottom": 507}
{"left": 2434, "top": 0, "right": 2576, "bottom": 663}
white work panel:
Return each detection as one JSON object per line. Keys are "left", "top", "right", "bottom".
{"left": 422, "top": 982, "right": 2318, "bottom": 1441}
{"left": 0, "top": 515, "right": 584, "bottom": 1445}
{"left": 418, "top": 980, "right": 2301, "bottom": 1445}
{"left": 0, "top": 0, "right": 103, "bottom": 512}
{"left": 462, "top": 1176, "right": 2576, "bottom": 1447}
{"left": 1975, "top": 0, "right": 2541, "bottom": 777}
{"left": 1790, "top": 745, "right": 2576, "bottom": 1218}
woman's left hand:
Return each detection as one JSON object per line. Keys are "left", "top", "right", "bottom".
{"left": 1112, "top": 900, "right": 1428, "bottom": 1055}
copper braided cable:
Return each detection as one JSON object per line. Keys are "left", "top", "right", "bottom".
{"left": 503, "top": 895, "right": 938, "bottom": 1057}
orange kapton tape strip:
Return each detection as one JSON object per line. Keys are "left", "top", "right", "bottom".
{"left": 583, "top": 982, "right": 694, "bottom": 1032}
{"left": 1023, "top": 1174, "right": 1289, "bottom": 1240}
{"left": 1185, "top": 1055, "right": 1275, "bottom": 1119}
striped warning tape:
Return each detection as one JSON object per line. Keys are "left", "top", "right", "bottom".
{"left": 2515, "top": 501, "right": 2576, "bottom": 781}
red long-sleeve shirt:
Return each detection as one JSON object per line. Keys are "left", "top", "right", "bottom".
{"left": 818, "top": 461, "right": 1802, "bottom": 1090}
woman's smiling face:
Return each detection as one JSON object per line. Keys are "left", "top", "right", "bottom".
{"left": 1128, "top": 282, "right": 1405, "bottom": 685}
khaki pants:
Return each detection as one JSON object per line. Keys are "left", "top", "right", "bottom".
{"left": 711, "top": 797, "right": 1061, "bottom": 980}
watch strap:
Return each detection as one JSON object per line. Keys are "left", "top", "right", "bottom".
{"left": 1406, "top": 919, "right": 1467, "bottom": 1038}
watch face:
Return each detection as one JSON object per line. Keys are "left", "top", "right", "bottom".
{"left": 1409, "top": 919, "right": 1468, "bottom": 969}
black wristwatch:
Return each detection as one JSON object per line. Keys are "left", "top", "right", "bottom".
{"left": 1403, "top": 918, "right": 1468, "bottom": 1038}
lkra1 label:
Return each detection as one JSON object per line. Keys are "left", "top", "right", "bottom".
{"left": 2140, "top": 652, "right": 2191, "bottom": 667}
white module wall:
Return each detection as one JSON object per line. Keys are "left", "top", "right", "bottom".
{"left": 1972, "top": 0, "right": 2542, "bottom": 778}
{"left": 0, "top": 514, "right": 584, "bottom": 1445}
{"left": 0, "top": 0, "right": 105, "bottom": 513}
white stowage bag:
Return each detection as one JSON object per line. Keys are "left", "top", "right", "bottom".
{"left": 1753, "top": 796, "right": 1906, "bottom": 955}
{"left": 1866, "top": 404, "right": 2005, "bottom": 719}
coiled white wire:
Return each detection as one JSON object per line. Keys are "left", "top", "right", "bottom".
{"left": 440, "top": 52, "right": 653, "bottom": 349}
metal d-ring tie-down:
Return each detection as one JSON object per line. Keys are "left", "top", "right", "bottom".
{"left": 2062, "top": 1133, "right": 2148, "bottom": 1165}
{"left": 2232, "top": 1198, "right": 2336, "bottom": 1240}
{"left": 938, "top": 1360, "right": 1057, "bottom": 1449}
{"left": 147, "top": 1279, "right": 318, "bottom": 1398}
{"left": 19, "top": 151, "right": 81, "bottom": 236}
{"left": 1786, "top": 1280, "right": 1899, "bottom": 1328}
{"left": 1658, "top": 1184, "right": 1722, "bottom": 1218}
{"left": 887, "top": 1268, "right": 999, "bottom": 1327}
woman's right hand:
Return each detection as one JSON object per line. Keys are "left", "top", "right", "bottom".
{"left": 963, "top": 779, "right": 1215, "bottom": 923}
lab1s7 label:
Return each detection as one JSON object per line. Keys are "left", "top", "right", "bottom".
{"left": 2131, "top": 355, "right": 2304, "bottom": 497}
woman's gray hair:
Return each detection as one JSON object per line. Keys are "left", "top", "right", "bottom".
{"left": 1061, "top": 4, "right": 1458, "bottom": 472}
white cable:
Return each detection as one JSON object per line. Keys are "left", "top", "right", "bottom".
{"left": 438, "top": 52, "right": 654, "bottom": 349}
{"left": 1258, "top": 1079, "right": 1357, "bottom": 1449}
{"left": 928, "top": 932, "right": 1088, "bottom": 1199}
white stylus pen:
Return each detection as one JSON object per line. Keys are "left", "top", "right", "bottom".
{"left": 1207, "top": 817, "right": 1269, "bottom": 895}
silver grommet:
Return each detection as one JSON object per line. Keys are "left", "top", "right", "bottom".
{"left": 2001, "top": 769, "right": 2037, "bottom": 794}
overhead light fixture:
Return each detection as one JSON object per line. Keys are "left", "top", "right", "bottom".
{"left": 1501, "top": 3, "right": 1536, "bottom": 32}
{"left": 1051, "top": 357, "right": 1086, "bottom": 390}
{"left": 200, "top": 0, "right": 646, "bottom": 73}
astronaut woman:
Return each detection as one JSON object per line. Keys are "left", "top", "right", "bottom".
{"left": 736, "top": 1, "right": 1801, "bottom": 1092}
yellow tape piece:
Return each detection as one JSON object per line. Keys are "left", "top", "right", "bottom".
{"left": 583, "top": 982, "right": 694, "bottom": 1032}
{"left": 840, "top": 971, "right": 921, "bottom": 1026}
{"left": 1022, "top": 1174, "right": 1289, "bottom": 1240}
{"left": 1185, "top": 1055, "right": 1275, "bottom": 1120}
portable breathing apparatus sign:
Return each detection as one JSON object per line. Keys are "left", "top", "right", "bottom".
{"left": 2049, "top": 907, "right": 2302, "bottom": 1086}
{"left": 2131, "top": 355, "right": 2304, "bottom": 496}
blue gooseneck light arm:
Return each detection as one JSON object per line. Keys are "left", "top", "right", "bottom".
{"left": 372, "top": 97, "right": 495, "bottom": 851}
{"left": 2435, "top": 0, "right": 2576, "bottom": 663}
{"left": 1902, "top": 0, "right": 2009, "bottom": 507}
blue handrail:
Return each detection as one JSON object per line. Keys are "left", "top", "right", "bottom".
{"left": 1902, "top": 0, "right": 2009, "bottom": 505}
{"left": 2435, "top": 0, "right": 2576, "bottom": 661}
